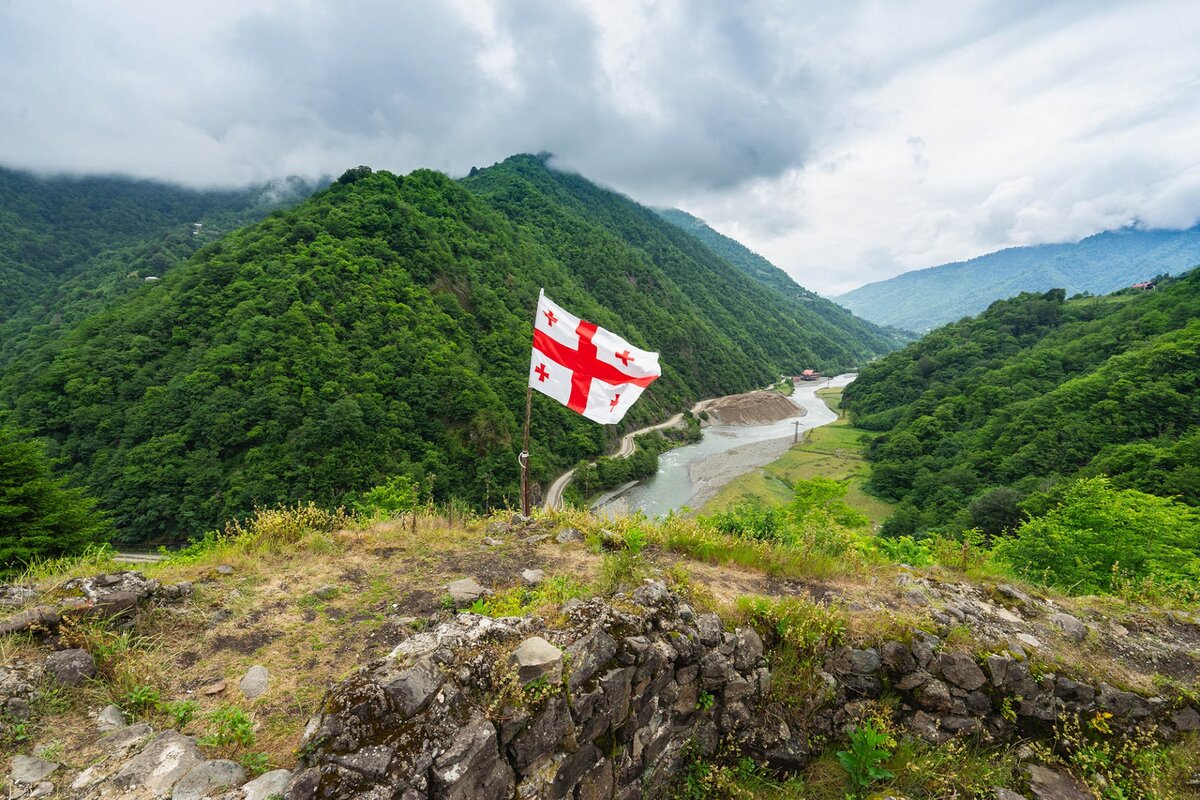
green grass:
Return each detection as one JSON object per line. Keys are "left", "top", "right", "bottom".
{"left": 704, "top": 388, "right": 894, "bottom": 526}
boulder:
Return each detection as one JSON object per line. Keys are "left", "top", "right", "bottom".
{"left": 171, "top": 759, "right": 246, "bottom": 800}
{"left": 508, "top": 694, "right": 570, "bottom": 771}
{"left": 1024, "top": 764, "right": 1092, "bottom": 800}
{"left": 1172, "top": 706, "right": 1200, "bottom": 732}
{"left": 566, "top": 628, "right": 618, "bottom": 691}
{"left": 1048, "top": 613, "right": 1086, "bottom": 643}
{"left": 939, "top": 653, "right": 986, "bottom": 691}
{"left": 432, "top": 715, "right": 514, "bottom": 800}
{"left": 241, "top": 769, "right": 294, "bottom": 800}
{"left": 97, "top": 703, "right": 127, "bottom": 731}
{"left": 520, "top": 569, "right": 545, "bottom": 587}
{"left": 555, "top": 528, "right": 583, "bottom": 544}
{"left": 10, "top": 755, "right": 59, "bottom": 785}
{"left": 112, "top": 730, "right": 205, "bottom": 796}
{"left": 239, "top": 665, "right": 270, "bottom": 699}
{"left": 382, "top": 658, "right": 444, "bottom": 718}
{"left": 510, "top": 637, "right": 563, "bottom": 685}
{"left": 44, "top": 648, "right": 96, "bottom": 686}
{"left": 445, "top": 578, "right": 490, "bottom": 606}
{"left": 310, "top": 584, "right": 340, "bottom": 600}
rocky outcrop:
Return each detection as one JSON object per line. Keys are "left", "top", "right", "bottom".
{"left": 285, "top": 583, "right": 1198, "bottom": 799}
{"left": 0, "top": 571, "right": 193, "bottom": 637}
{"left": 289, "top": 582, "right": 773, "bottom": 799}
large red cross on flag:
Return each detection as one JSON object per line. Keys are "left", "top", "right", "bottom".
{"left": 528, "top": 290, "right": 661, "bottom": 424}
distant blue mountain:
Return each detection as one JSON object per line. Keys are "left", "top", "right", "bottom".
{"left": 834, "top": 225, "right": 1200, "bottom": 332}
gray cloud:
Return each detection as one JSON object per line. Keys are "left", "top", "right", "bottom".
{"left": 2, "top": 1, "right": 1200, "bottom": 294}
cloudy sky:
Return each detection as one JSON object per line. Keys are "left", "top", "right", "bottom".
{"left": 3, "top": 1, "right": 1200, "bottom": 295}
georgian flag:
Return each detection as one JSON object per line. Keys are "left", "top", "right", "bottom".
{"left": 528, "top": 290, "right": 661, "bottom": 424}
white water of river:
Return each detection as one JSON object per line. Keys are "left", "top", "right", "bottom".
{"left": 595, "top": 373, "right": 856, "bottom": 518}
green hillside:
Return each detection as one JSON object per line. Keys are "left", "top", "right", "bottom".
{"left": 654, "top": 207, "right": 909, "bottom": 350}
{"left": 835, "top": 225, "right": 1200, "bottom": 332}
{"left": 0, "top": 159, "right": 897, "bottom": 543}
{"left": 463, "top": 156, "right": 896, "bottom": 376}
{"left": 842, "top": 274, "right": 1200, "bottom": 534}
{"left": 0, "top": 168, "right": 317, "bottom": 368}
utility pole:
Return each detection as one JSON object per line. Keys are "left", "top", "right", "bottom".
{"left": 793, "top": 420, "right": 801, "bottom": 444}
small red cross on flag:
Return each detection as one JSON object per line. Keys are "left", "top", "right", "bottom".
{"left": 527, "top": 289, "right": 661, "bottom": 424}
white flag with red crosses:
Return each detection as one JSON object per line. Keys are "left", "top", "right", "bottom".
{"left": 528, "top": 290, "right": 661, "bottom": 424}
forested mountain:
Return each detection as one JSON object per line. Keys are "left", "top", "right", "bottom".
{"left": 843, "top": 273, "right": 1200, "bottom": 534}
{"left": 0, "top": 167, "right": 318, "bottom": 368}
{"left": 835, "top": 225, "right": 1200, "bottom": 331}
{"left": 0, "top": 157, "right": 897, "bottom": 543}
{"left": 463, "top": 156, "right": 896, "bottom": 374}
{"left": 654, "top": 207, "right": 908, "bottom": 349}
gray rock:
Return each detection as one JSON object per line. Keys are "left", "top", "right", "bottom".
{"left": 555, "top": 528, "right": 583, "bottom": 544}
{"left": 1049, "top": 612, "right": 1086, "bottom": 643}
{"left": 632, "top": 580, "right": 672, "bottom": 608}
{"left": 1097, "top": 683, "right": 1153, "bottom": 719}
{"left": 113, "top": 730, "right": 205, "bottom": 796}
{"left": 831, "top": 646, "right": 881, "bottom": 676}
{"left": 28, "top": 781, "right": 53, "bottom": 798}
{"left": 483, "top": 537, "right": 504, "bottom": 547}
{"left": 520, "top": 569, "right": 545, "bottom": 587}
{"left": 432, "top": 715, "right": 514, "bottom": 800}
{"left": 241, "top": 769, "right": 294, "bottom": 800}
{"left": 997, "top": 584, "right": 1031, "bottom": 606}
{"left": 995, "top": 789, "right": 1030, "bottom": 800}
{"left": 916, "top": 678, "right": 954, "bottom": 713}
{"left": 1172, "top": 706, "right": 1200, "bottom": 731}
{"left": 1014, "top": 633, "right": 1042, "bottom": 650}
{"left": 566, "top": 628, "right": 618, "bottom": 691}
{"left": 523, "top": 534, "right": 550, "bottom": 545}
{"left": 445, "top": 578, "right": 490, "bottom": 605}
{"left": 171, "top": 759, "right": 246, "bottom": 800}
{"left": 733, "top": 627, "right": 763, "bottom": 671}
{"left": 44, "top": 648, "right": 97, "bottom": 686}
{"left": 239, "top": 665, "right": 270, "bottom": 699}
{"left": 903, "top": 588, "right": 930, "bottom": 606}
{"left": 508, "top": 694, "right": 570, "bottom": 770}
{"left": 10, "top": 755, "right": 59, "bottom": 785}
{"left": 881, "top": 640, "right": 916, "bottom": 673}
{"left": 382, "top": 658, "right": 444, "bottom": 718}
{"left": 510, "top": 636, "right": 563, "bottom": 685}
{"left": 1025, "top": 764, "right": 1092, "bottom": 800}
{"left": 97, "top": 703, "right": 127, "bottom": 731}
{"left": 310, "top": 584, "right": 340, "bottom": 600}
{"left": 99, "top": 721, "right": 154, "bottom": 755}
{"left": 696, "top": 614, "right": 722, "bottom": 647}
{"left": 939, "top": 653, "right": 986, "bottom": 691}
{"left": 215, "top": 565, "right": 234, "bottom": 575}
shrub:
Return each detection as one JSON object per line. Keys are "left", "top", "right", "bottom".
{"left": 994, "top": 477, "right": 1200, "bottom": 594}
{"left": 837, "top": 722, "right": 895, "bottom": 788}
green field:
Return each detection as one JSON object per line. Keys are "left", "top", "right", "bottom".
{"left": 702, "top": 388, "right": 894, "bottom": 526}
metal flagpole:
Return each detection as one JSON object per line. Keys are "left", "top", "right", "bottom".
{"left": 520, "top": 385, "right": 532, "bottom": 517}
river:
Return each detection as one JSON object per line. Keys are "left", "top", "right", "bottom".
{"left": 594, "top": 373, "right": 856, "bottom": 517}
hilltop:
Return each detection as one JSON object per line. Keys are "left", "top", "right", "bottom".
{"left": 835, "top": 225, "right": 1200, "bottom": 332}
{"left": 0, "top": 504, "right": 1195, "bottom": 798}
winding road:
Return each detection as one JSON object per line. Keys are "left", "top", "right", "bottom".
{"left": 542, "top": 405, "right": 701, "bottom": 510}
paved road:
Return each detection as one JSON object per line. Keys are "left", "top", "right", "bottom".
{"left": 114, "top": 552, "right": 165, "bottom": 564}
{"left": 542, "top": 405, "right": 701, "bottom": 511}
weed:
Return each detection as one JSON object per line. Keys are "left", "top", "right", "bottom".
{"left": 735, "top": 595, "right": 845, "bottom": 717}
{"left": 201, "top": 704, "right": 256, "bottom": 749}
{"left": 237, "top": 750, "right": 272, "bottom": 776}
{"left": 696, "top": 690, "right": 715, "bottom": 712}
{"left": 595, "top": 551, "right": 649, "bottom": 595}
{"left": 837, "top": 723, "right": 895, "bottom": 790}
{"left": 122, "top": 684, "right": 161, "bottom": 715}
{"left": 162, "top": 698, "right": 199, "bottom": 729}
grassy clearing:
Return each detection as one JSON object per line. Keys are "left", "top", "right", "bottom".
{"left": 704, "top": 388, "right": 894, "bottom": 527}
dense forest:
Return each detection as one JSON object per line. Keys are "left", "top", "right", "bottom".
{"left": 0, "top": 168, "right": 318, "bottom": 369}
{"left": 836, "top": 224, "right": 1200, "bottom": 331}
{"left": 0, "top": 156, "right": 897, "bottom": 545}
{"left": 843, "top": 272, "right": 1200, "bottom": 536}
